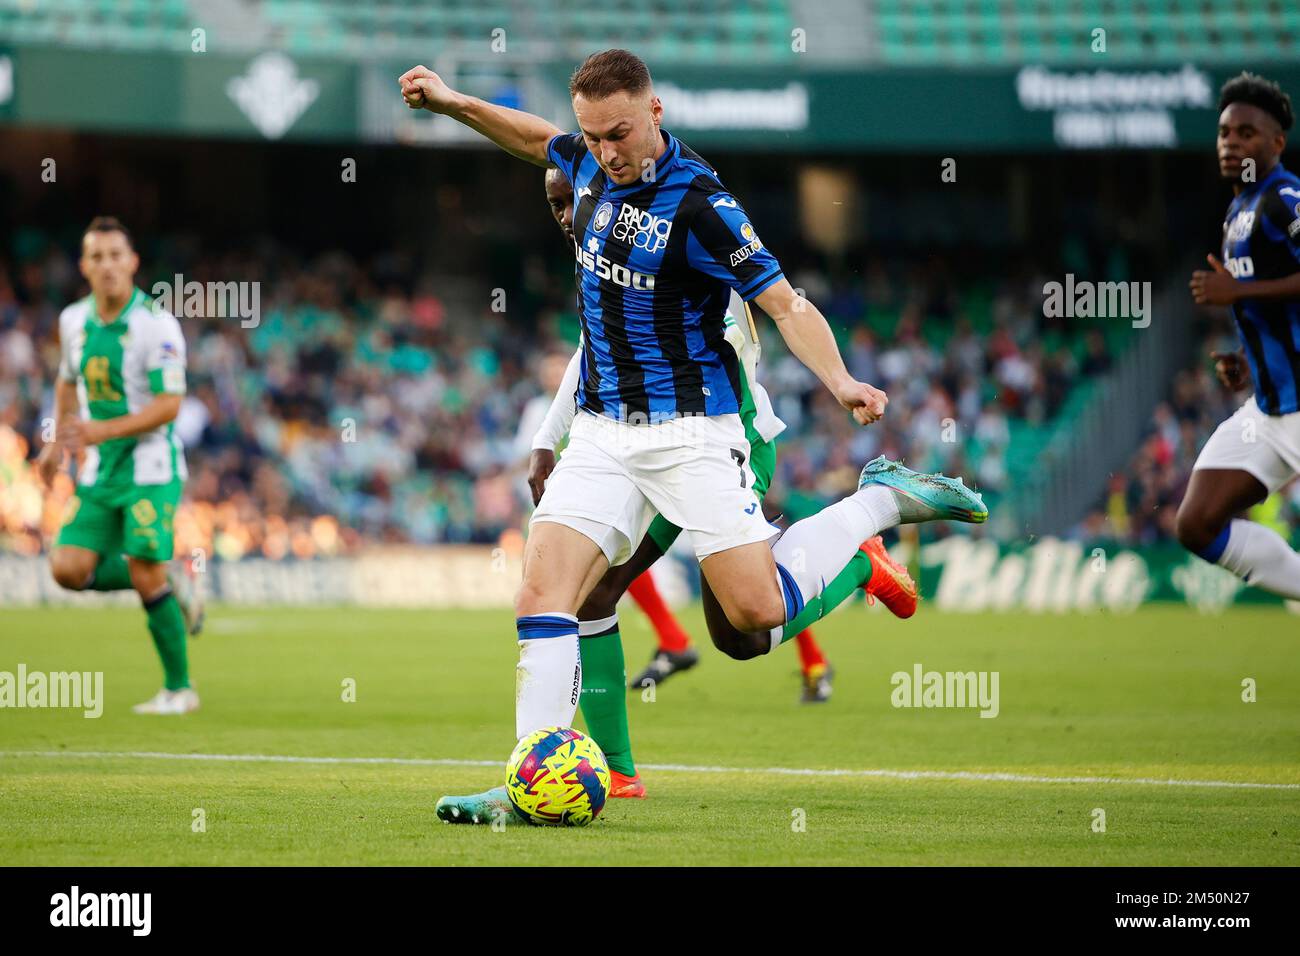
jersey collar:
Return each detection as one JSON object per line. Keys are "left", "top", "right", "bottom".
{"left": 1237, "top": 161, "right": 1288, "bottom": 201}
{"left": 603, "top": 129, "right": 679, "bottom": 198}
{"left": 91, "top": 287, "right": 140, "bottom": 329}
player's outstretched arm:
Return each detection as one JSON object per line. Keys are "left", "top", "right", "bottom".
{"left": 398, "top": 65, "right": 562, "bottom": 167}
{"left": 753, "top": 277, "right": 887, "bottom": 426}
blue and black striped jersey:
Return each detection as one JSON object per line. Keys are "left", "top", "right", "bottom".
{"left": 547, "top": 128, "right": 785, "bottom": 423}
{"left": 1221, "top": 162, "right": 1300, "bottom": 415}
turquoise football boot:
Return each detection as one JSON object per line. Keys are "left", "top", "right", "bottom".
{"left": 435, "top": 785, "right": 517, "bottom": 825}
{"left": 858, "top": 457, "right": 989, "bottom": 525}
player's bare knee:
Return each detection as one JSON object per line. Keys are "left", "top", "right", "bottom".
{"left": 722, "top": 595, "right": 783, "bottom": 635}
{"left": 128, "top": 559, "right": 167, "bottom": 598}
{"left": 714, "top": 631, "right": 768, "bottom": 661}
{"left": 50, "top": 551, "right": 94, "bottom": 591}
{"left": 515, "top": 579, "right": 566, "bottom": 618}
{"left": 1174, "top": 505, "right": 1217, "bottom": 554}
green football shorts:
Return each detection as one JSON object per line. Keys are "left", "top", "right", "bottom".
{"left": 55, "top": 480, "right": 181, "bottom": 563}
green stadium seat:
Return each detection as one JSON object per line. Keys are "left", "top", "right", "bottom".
{"left": 5, "top": 0, "right": 1294, "bottom": 64}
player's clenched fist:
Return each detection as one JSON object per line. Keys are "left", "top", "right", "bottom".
{"left": 834, "top": 379, "right": 888, "bottom": 425}
{"left": 527, "top": 449, "right": 556, "bottom": 506}
{"left": 398, "top": 65, "right": 458, "bottom": 114}
{"left": 1189, "top": 253, "right": 1241, "bottom": 306}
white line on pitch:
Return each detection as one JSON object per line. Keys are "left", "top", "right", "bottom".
{"left": 1, "top": 750, "right": 1297, "bottom": 791}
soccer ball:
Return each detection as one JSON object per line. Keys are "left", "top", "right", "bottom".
{"left": 505, "top": 726, "right": 611, "bottom": 826}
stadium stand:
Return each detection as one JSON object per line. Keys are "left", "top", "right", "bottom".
{"left": 1, "top": 225, "right": 1126, "bottom": 559}
{"left": 2, "top": 0, "right": 1295, "bottom": 65}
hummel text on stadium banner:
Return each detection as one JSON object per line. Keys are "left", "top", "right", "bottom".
{"left": 891, "top": 663, "right": 1000, "bottom": 718}
{"left": 151, "top": 275, "right": 261, "bottom": 328}
{"left": 0, "top": 664, "right": 102, "bottom": 717}
{"left": 50, "top": 886, "right": 151, "bottom": 936}
{"left": 1041, "top": 274, "right": 1151, "bottom": 328}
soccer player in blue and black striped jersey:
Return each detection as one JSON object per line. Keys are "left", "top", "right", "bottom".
{"left": 400, "top": 50, "right": 988, "bottom": 824}
{"left": 1181, "top": 73, "right": 1300, "bottom": 600}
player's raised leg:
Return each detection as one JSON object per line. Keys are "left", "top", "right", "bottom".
{"left": 1177, "top": 466, "right": 1300, "bottom": 599}
{"left": 49, "top": 544, "right": 121, "bottom": 592}
{"left": 699, "top": 456, "right": 984, "bottom": 659}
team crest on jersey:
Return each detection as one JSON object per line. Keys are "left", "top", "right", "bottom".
{"left": 592, "top": 201, "right": 614, "bottom": 233}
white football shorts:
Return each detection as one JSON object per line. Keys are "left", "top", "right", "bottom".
{"left": 530, "top": 409, "right": 777, "bottom": 564}
{"left": 1192, "top": 395, "right": 1300, "bottom": 493}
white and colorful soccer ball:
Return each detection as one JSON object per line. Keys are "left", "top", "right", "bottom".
{"left": 505, "top": 726, "right": 611, "bottom": 826}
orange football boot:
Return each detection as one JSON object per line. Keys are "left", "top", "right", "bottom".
{"left": 609, "top": 770, "right": 647, "bottom": 799}
{"left": 860, "top": 536, "right": 919, "bottom": 619}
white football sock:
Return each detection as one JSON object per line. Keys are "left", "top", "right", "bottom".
{"left": 771, "top": 485, "right": 900, "bottom": 616}
{"left": 515, "top": 613, "right": 581, "bottom": 739}
{"left": 1217, "top": 519, "right": 1300, "bottom": 600}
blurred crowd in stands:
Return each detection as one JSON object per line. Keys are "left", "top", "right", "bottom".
{"left": 1, "top": 228, "right": 1133, "bottom": 559}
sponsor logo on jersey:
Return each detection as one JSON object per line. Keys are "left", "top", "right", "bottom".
{"left": 729, "top": 222, "right": 764, "bottom": 267}
{"left": 1223, "top": 253, "right": 1254, "bottom": 278}
{"left": 1225, "top": 210, "right": 1255, "bottom": 243}
{"left": 611, "top": 204, "right": 673, "bottom": 253}
{"left": 712, "top": 196, "right": 738, "bottom": 209}
{"left": 592, "top": 201, "right": 614, "bottom": 233}
{"left": 574, "top": 238, "right": 656, "bottom": 290}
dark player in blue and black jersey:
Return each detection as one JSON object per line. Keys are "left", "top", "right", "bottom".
{"left": 399, "top": 50, "right": 987, "bottom": 824}
{"left": 1181, "top": 72, "right": 1300, "bottom": 599}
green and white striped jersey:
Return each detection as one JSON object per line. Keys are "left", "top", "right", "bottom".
{"left": 57, "top": 288, "right": 188, "bottom": 490}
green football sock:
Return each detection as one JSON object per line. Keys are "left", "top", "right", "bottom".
{"left": 578, "top": 621, "right": 636, "bottom": 777}
{"left": 144, "top": 590, "right": 189, "bottom": 691}
{"left": 778, "top": 549, "right": 873, "bottom": 644}
{"left": 89, "top": 553, "right": 132, "bottom": 591}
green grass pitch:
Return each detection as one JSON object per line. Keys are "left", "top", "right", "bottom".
{"left": 1, "top": 603, "right": 1297, "bottom": 866}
